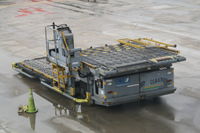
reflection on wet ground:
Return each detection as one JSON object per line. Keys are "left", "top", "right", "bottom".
{"left": 11, "top": 70, "right": 200, "bottom": 133}
{"left": 17, "top": 74, "right": 176, "bottom": 133}
{"left": 19, "top": 113, "right": 36, "bottom": 130}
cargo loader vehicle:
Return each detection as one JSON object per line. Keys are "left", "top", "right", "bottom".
{"left": 12, "top": 23, "right": 186, "bottom": 106}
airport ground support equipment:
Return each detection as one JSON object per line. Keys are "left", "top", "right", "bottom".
{"left": 12, "top": 23, "right": 186, "bottom": 106}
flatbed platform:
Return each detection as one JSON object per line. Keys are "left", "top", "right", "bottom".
{"left": 14, "top": 57, "right": 53, "bottom": 81}
{"left": 82, "top": 44, "right": 175, "bottom": 68}
{"left": 81, "top": 38, "right": 185, "bottom": 77}
{"left": 14, "top": 38, "right": 186, "bottom": 80}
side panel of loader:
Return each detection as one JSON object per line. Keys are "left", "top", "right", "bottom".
{"left": 140, "top": 68, "right": 174, "bottom": 92}
{"left": 95, "top": 68, "right": 175, "bottom": 106}
{"left": 104, "top": 74, "right": 140, "bottom": 99}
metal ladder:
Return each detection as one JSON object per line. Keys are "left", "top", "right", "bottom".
{"left": 52, "top": 63, "right": 68, "bottom": 92}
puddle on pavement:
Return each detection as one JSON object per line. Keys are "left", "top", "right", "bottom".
{"left": 14, "top": 74, "right": 176, "bottom": 133}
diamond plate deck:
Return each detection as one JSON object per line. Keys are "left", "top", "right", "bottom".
{"left": 22, "top": 57, "right": 53, "bottom": 76}
{"left": 81, "top": 43, "right": 177, "bottom": 68}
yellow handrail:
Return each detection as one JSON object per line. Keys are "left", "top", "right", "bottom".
{"left": 141, "top": 38, "right": 176, "bottom": 47}
{"left": 117, "top": 39, "right": 144, "bottom": 48}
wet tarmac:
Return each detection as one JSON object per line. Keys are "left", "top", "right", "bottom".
{"left": 0, "top": 0, "right": 200, "bottom": 133}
